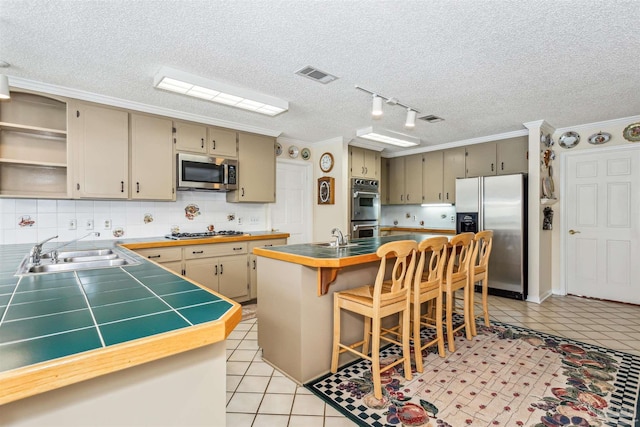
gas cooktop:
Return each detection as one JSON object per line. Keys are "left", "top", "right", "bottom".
{"left": 165, "top": 231, "right": 247, "bottom": 240}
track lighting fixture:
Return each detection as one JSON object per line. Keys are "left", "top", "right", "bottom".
{"left": 405, "top": 109, "right": 416, "bottom": 128}
{"left": 356, "top": 85, "right": 443, "bottom": 131}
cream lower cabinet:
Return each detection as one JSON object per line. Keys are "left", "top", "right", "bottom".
{"left": 134, "top": 247, "right": 183, "bottom": 274}
{"left": 69, "top": 101, "right": 129, "bottom": 198}
{"left": 130, "top": 113, "right": 174, "bottom": 200}
{"left": 248, "top": 238, "right": 287, "bottom": 299}
{"left": 227, "top": 133, "right": 276, "bottom": 203}
{"left": 184, "top": 243, "right": 249, "bottom": 302}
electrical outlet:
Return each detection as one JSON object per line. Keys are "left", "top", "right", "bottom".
{"left": 86, "top": 219, "right": 94, "bottom": 230}
{"left": 450, "top": 215, "right": 455, "bottom": 222}
{"left": 68, "top": 219, "right": 77, "bottom": 230}
{"left": 104, "top": 219, "right": 112, "bottom": 230}
{"left": 238, "top": 217, "right": 243, "bottom": 225}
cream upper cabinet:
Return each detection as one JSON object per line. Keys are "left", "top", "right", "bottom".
{"left": 207, "top": 127, "right": 237, "bottom": 158}
{"left": 174, "top": 121, "right": 237, "bottom": 158}
{"left": 388, "top": 157, "right": 405, "bottom": 205}
{"left": 404, "top": 154, "right": 423, "bottom": 204}
{"left": 422, "top": 150, "right": 444, "bottom": 204}
{"left": 465, "top": 142, "right": 497, "bottom": 177}
{"left": 496, "top": 137, "right": 528, "bottom": 175}
{"left": 70, "top": 102, "right": 129, "bottom": 199}
{"left": 443, "top": 147, "right": 465, "bottom": 203}
{"left": 350, "top": 146, "right": 379, "bottom": 179}
{"left": 227, "top": 133, "right": 276, "bottom": 203}
{"left": 130, "top": 113, "right": 175, "bottom": 200}
{"left": 173, "top": 121, "right": 207, "bottom": 153}
{"left": 380, "top": 158, "right": 390, "bottom": 205}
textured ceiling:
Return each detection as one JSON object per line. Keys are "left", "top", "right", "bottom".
{"left": 1, "top": 0, "right": 639, "bottom": 154}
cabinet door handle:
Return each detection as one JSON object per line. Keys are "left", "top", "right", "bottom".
{"left": 201, "top": 138, "right": 204, "bottom": 149}
{"left": 192, "top": 250, "right": 204, "bottom": 254}
{"left": 241, "top": 187, "right": 245, "bottom": 197}
{"left": 212, "top": 140, "right": 216, "bottom": 150}
{"left": 181, "top": 269, "right": 186, "bottom": 276}
{"left": 136, "top": 182, "right": 140, "bottom": 193}
{"left": 233, "top": 247, "right": 243, "bottom": 251}
{"left": 265, "top": 244, "right": 273, "bottom": 247}
{"left": 406, "top": 194, "right": 410, "bottom": 201}
{"left": 220, "top": 264, "right": 223, "bottom": 275}
{"left": 147, "top": 255, "right": 161, "bottom": 259}
{"left": 253, "top": 259, "right": 256, "bottom": 270}
{"left": 438, "top": 192, "right": 442, "bottom": 200}
{"left": 215, "top": 265, "right": 218, "bottom": 275}
{"left": 365, "top": 167, "right": 368, "bottom": 174}
{"left": 446, "top": 192, "right": 449, "bottom": 200}
{"left": 501, "top": 162, "right": 504, "bottom": 170}
{"left": 491, "top": 163, "right": 494, "bottom": 172}
{"left": 77, "top": 183, "right": 80, "bottom": 191}
{"left": 121, "top": 181, "right": 124, "bottom": 193}
{"left": 400, "top": 194, "right": 403, "bottom": 201}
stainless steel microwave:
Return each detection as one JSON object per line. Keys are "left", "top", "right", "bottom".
{"left": 177, "top": 153, "right": 238, "bottom": 191}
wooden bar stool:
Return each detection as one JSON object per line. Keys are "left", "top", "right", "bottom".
{"left": 410, "top": 236, "right": 449, "bottom": 372}
{"left": 330, "top": 240, "right": 417, "bottom": 399}
{"left": 469, "top": 230, "right": 494, "bottom": 336}
{"left": 443, "top": 232, "right": 475, "bottom": 352}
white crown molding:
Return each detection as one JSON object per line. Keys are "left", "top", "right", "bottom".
{"left": 383, "top": 128, "right": 529, "bottom": 158}
{"left": 9, "top": 76, "right": 282, "bottom": 137}
{"left": 348, "top": 140, "right": 385, "bottom": 152}
{"left": 276, "top": 136, "right": 313, "bottom": 146}
{"left": 554, "top": 114, "right": 640, "bottom": 133}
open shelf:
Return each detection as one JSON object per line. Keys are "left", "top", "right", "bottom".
{"left": 0, "top": 92, "right": 69, "bottom": 198}
{"left": 540, "top": 198, "right": 558, "bottom": 206}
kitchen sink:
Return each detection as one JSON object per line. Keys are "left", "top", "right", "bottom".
{"left": 26, "top": 259, "right": 130, "bottom": 274}
{"left": 312, "top": 242, "right": 360, "bottom": 248}
{"left": 16, "top": 247, "right": 139, "bottom": 275}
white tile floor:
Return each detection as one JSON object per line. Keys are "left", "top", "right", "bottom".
{"left": 226, "top": 294, "right": 640, "bottom": 426}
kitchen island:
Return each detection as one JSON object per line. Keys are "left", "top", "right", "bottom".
{"left": 0, "top": 231, "right": 286, "bottom": 426}
{"left": 253, "top": 233, "right": 450, "bottom": 385}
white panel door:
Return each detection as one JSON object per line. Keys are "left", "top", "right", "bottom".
{"left": 565, "top": 147, "right": 640, "bottom": 304}
{"left": 269, "top": 160, "right": 312, "bottom": 244}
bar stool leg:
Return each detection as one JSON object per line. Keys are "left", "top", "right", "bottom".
{"left": 413, "top": 301, "right": 424, "bottom": 373}
{"left": 330, "top": 297, "right": 341, "bottom": 373}
{"left": 434, "top": 293, "right": 446, "bottom": 358}
{"left": 482, "top": 277, "right": 490, "bottom": 326}
{"left": 446, "top": 290, "right": 455, "bottom": 352}
{"left": 401, "top": 308, "right": 412, "bottom": 380}
{"left": 463, "top": 286, "right": 473, "bottom": 341}
{"left": 468, "top": 281, "right": 478, "bottom": 337}
{"left": 371, "top": 315, "right": 382, "bottom": 399}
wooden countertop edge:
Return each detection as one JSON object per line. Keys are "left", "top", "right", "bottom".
{"left": 379, "top": 227, "right": 456, "bottom": 234}
{"left": 0, "top": 254, "right": 243, "bottom": 406}
{"left": 122, "top": 232, "right": 290, "bottom": 250}
{"left": 252, "top": 247, "right": 380, "bottom": 268}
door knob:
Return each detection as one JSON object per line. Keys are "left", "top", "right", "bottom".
{"left": 569, "top": 229, "right": 581, "bottom": 235}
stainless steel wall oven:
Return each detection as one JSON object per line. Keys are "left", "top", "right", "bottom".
{"left": 350, "top": 178, "right": 380, "bottom": 238}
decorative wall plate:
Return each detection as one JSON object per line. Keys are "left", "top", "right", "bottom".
{"left": 559, "top": 131, "right": 580, "bottom": 149}
{"left": 288, "top": 145, "right": 299, "bottom": 158}
{"left": 275, "top": 142, "right": 283, "bottom": 156}
{"left": 301, "top": 147, "right": 311, "bottom": 160}
{"left": 540, "top": 133, "right": 552, "bottom": 147}
{"left": 587, "top": 131, "right": 611, "bottom": 145}
{"left": 623, "top": 123, "right": 640, "bottom": 142}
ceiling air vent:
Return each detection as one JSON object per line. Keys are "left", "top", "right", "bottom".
{"left": 418, "top": 114, "right": 445, "bottom": 123}
{"left": 295, "top": 66, "right": 339, "bottom": 84}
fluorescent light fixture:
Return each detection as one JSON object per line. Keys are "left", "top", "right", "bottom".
{"left": 356, "top": 126, "right": 420, "bottom": 147}
{"left": 0, "top": 75, "right": 9, "bottom": 100}
{"left": 421, "top": 203, "right": 453, "bottom": 207}
{"left": 153, "top": 66, "right": 288, "bottom": 116}
{"left": 371, "top": 95, "right": 383, "bottom": 118}
{"left": 405, "top": 109, "right": 416, "bottom": 128}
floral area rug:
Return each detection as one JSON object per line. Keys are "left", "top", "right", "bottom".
{"left": 305, "top": 320, "right": 640, "bottom": 427}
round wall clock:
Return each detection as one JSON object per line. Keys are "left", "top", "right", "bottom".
{"left": 319, "top": 152, "right": 334, "bottom": 172}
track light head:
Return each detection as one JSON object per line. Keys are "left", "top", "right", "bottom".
{"left": 405, "top": 109, "right": 417, "bottom": 128}
{"left": 372, "top": 95, "right": 383, "bottom": 118}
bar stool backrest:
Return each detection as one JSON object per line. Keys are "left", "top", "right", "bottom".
{"left": 373, "top": 240, "right": 417, "bottom": 305}
{"left": 446, "top": 232, "right": 475, "bottom": 280}
{"left": 473, "top": 230, "right": 493, "bottom": 273}
{"left": 414, "top": 236, "right": 449, "bottom": 291}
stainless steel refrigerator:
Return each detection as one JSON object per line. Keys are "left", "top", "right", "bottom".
{"left": 455, "top": 173, "right": 527, "bottom": 300}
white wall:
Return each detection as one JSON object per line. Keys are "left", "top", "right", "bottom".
{"left": 0, "top": 192, "right": 268, "bottom": 245}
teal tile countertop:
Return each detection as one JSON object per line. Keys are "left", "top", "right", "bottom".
{"left": 0, "top": 238, "right": 241, "bottom": 404}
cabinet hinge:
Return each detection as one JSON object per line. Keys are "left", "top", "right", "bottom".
{"left": 173, "top": 138, "right": 176, "bottom": 144}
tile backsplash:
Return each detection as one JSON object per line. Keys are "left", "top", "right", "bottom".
{"left": 0, "top": 192, "right": 268, "bottom": 245}
{"left": 381, "top": 204, "right": 457, "bottom": 229}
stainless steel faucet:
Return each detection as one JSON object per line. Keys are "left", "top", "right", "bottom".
{"left": 28, "top": 235, "right": 59, "bottom": 265}
{"left": 331, "top": 228, "right": 346, "bottom": 246}
{"left": 32, "top": 232, "right": 101, "bottom": 265}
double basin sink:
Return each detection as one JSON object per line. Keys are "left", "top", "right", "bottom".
{"left": 16, "top": 248, "right": 139, "bottom": 275}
